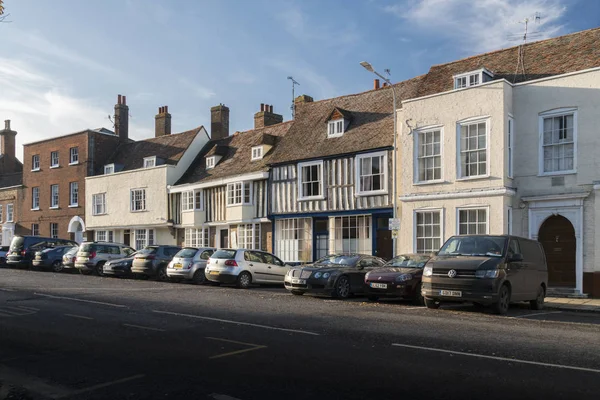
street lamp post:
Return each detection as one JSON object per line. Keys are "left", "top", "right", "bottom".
{"left": 360, "top": 61, "right": 398, "bottom": 257}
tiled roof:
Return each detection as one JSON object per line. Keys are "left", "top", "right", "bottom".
{"left": 268, "top": 76, "right": 423, "bottom": 165}
{"left": 416, "top": 27, "right": 600, "bottom": 97}
{"left": 0, "top": 172, "right": 22, "bottom": 188}
{"left": 176, "top": 121, "right": 293, "bottom": 185}
{"left": 105, "top": 128, "right": 201, "bottom": 172}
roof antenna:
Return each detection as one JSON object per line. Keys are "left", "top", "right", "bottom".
{"left": 287, "top": 76, "right": 300, "bottom": 120}
{"left": 507, "top": 12, "right": 543, "bottom": 83}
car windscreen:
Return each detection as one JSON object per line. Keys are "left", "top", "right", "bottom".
{"left": 175, "top": 248, "right": 198, "bottom": 258}
{"left": 438, "top": 236, "right": 507, "bottom": 257}
{"left": 314, "top": 255, "right": 360, "bottom": 267}
{"left": 138, "top": 246, "right": 158, "bottom": 255}
{"left": 386, "top": 255, "right": 430, "bottom": 268}
{"left": 10, "top": 236, "right": 26, "bottom": 251}
{"left": 211, "top": 249, "right": 237, "bottom": 259}
{"left": 80, "top": 243, "right": 94, "bottom": 252}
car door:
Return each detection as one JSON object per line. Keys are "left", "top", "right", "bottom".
{"left": 506, "top": 238, "right": 526, "bottom": 301}
{"left": 261, "top": 252, "right": 288, "bottom": 283}
{"left": 353, "top": 257, "right": 380, "bottom": 292}
{"left": 518, "top": 239, "right": 541, "bottom": 300}
{"left": 243, "top": 251, "right": 268, "bottom": 282}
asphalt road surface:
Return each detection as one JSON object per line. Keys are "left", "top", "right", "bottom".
{"left": 1, "top": 267, "right": 600, "bottom": 400}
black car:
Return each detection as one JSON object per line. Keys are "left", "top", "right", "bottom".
{"left": 131, "top": 245, "right": 181, "bottom": 280}
{"left": 32, "top": 246, "right": 77, "bottom": 272}
{"left": 284, "top": 254, "right": 386, "bottom": 299}
{"left": 364, "top": 254, "right": 433, "bottom": 305}
{"left": 7, "top": 235, "right": 78, "bottom": 268}
{"left": 103, "top": 252, "right": 138, "bottom": 277}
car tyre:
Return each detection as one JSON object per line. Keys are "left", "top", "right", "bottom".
{"left": 156, "top": 265, "right": 168, "bottom": 282}
{"left": 492, "top": 284, "right": 511, "bottom": 315}
{"left": 51, "top": 260, "right": 63, "bottom": 273}
{"left": 96, "top": 262, "right": 105, "bottom": 277}
{"left": 290, "top": 290, "right": 304, "bottom": 296}
{"left": 332, "top": 275, "right": 351, "bottom": 299}
{"left": 237, "top": 271, "right": 252, "bottom": 289}
{"left": 367, "top": 295, "right": 379, "bottom": 302}
{"left": 192, "top": 270, "right": 206, "bottom": 285}
{"left": 413, "top": 282, "right": 425, "bottom": 306}
{"left": 425, "top": 298, "right": 441, "bottom": 309}
{"left": 530, "top": 285, "right": 545, "bottom": 310}
{"left": 79, "top": 268, "right": 92, "bottom": 276}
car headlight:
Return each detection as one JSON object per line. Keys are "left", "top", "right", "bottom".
{"left": 475, "top": 269, "right": 500, "bottom": 279}
{"left": 323, "top": 272, "right": 330, "bottom": 279}
{"left": 396, "top": 273, "right": 413, "bottom": 282}
{"left": 423, "top": 266, "right": 433, "bottom": 277}
{"left": 314, "top": 272, "right": 322, "bottom": 279}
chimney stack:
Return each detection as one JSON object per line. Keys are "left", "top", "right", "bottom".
{"left": 155, "top": 105, "right": 172, "bottom": 137}
{"left": 114, "top": 94, "right": 129, "bottom": 142}
{"left": 254, "top": 103, "right": 283, "bottom": 129}
{"left": 294, "top": 94, "right": 314, "bottom": 104}
{"left": 374, "top": 79, "right": 380, "bottom": 90}
{"left": 210, "top": 104, "right": 230, "bottom": 140}
{"left": 0, "top": 119, "right": 17, "bottom": 163}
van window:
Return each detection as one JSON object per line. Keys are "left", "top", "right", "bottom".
{"left": 519, "top": 239, "right": 544, "bottom": 265}
{"left": 507, "top": 239, "right": 521, "bottom": 258}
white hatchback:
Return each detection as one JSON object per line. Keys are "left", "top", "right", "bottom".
{"left": 205, "top": 249, "right": 291, "bottom": 288}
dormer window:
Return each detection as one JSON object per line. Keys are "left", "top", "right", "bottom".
{"left": 104, "top": 164, "right": 115, "bottom": 174}
{"left": 453, "top": 68, "right": 493, "bottom": 89}
{"left": 328, "top": 119, "right": 345, "bottom": 137}
{"left": 206, "top": 156, "right": 216, "bottom": 169}
{"left": 251, "top": 146, "right": 263, "bottom": 161}
{"left": 143, "top": 156, "right": 156, "bottom": 168}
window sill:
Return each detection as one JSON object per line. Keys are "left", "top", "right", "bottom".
{"left": 130, "top": 209, "right": 148, "bottom": 213}
{"left": 298, "top": 196, "right": 326, "bottom": 201}
{"left": 251, "top": 158, "right": 263, "bottom": 161}
{"left": 49, "top": 206, "right": 59, "bottom": 210}
{"left": 355, "top": 190, "right": 388, "bottom": 197}
{"left": 31, "top": 208, "right": 40, "bottom": 211}
{"left": 413, "top": 180, "right": 446, "bottom": 186}
{"left": 226, "top": 203, "right": 252, "bottom": 208}
{"left": 456, "top": 175, "right": 490, "bottom": 182}
{"left": 92, "top": 213, "right": 107, "bottom": 216}
{"left": 50, "top": 165, "right": 60, "bottom": 169}
{"left": 68, "top": 204, "right": 79, "bottom": 208}
{"left": 69, "top": 162, "right": 79, "bottom": 166}
{"left": 538, "top": 170, "right": 577, "bottom": 177}
{"left": 31, "top": 169, "right": 40, "bottom": 172}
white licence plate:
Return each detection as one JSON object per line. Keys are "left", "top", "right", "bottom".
{"left": 291, "top": 279, "right": 306, "bottom": 284}
{"left": 370, "top": 282, "right": 387, "bottom": 289}
{"left": 440, "top": 290, "right": 462, "bottom": 297}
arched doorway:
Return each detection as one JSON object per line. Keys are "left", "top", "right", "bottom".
{"left": 538, "top": 215, "right": 576, "bottom": 287}
{"left": 67, "top": 216, "right": 86, "bottom": 244}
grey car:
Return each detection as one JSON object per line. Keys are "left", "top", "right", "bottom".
{"left": 62, "top": 246, "right": 79, "bottom": 270}
{"left": 75, "top": 242, "right": 136, "bottom": 276}
{"left": 166, "top": 247, "right": 216, "bottom": 284}
{"left": 131, "top": 245, "right": 181, "bottom": 281}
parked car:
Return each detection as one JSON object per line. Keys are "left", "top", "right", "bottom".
{"left": 421, "top": 235, "right": 548, "bottom": 315}
{"left": 62, "top": 246, "right": 79, "bottom": 270}
{"left": 166, "top": 247, "right": 216, "bottom": 284}
{"left": 75, "top": 242, "right": 135, "bottom": 276}
{"left": 131, "top": 245, "right": 181, "bottom": 280}
{"left": 364, "top": 253, "right": 433, "bottom": 305}
{"left": 205, "top": 249, "right": 291, "bottom": 288}
{"left": 32, "top": 245, "right": 76, "bottom": 272}
{"left": 7, "top": 236, "right": 78, "bottom": 268}
{"left": 0, "top": 245, "right": 9, "bottom": 265}
{"left": 103, "top": 252, "right": 138, "bottom": 277}
{"left": 284, "top": 254, "right": 386, "bottom": 298}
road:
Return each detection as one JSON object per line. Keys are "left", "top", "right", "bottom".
{"left": 1, "top": 267, "right": 600, "bottom": 400}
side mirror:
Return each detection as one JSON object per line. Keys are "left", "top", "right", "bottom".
{"left": 509, "top": 253, "right": 523, "bottom": 262}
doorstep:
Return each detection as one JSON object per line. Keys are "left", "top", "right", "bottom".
{"left": 544, "top": 297, "right": 600, "bottom": 313}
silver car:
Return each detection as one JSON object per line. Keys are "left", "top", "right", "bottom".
{"left": 166, "top": 247, "right": 216, "bottom": 284}
{"left": 75, "top": 242, "right": 136, "bottom": 276}
{"left": 62, "top": 246, "right": 79, "bottom": 270}
{"left": 205, "top": 249, "right": 291, "bottom": 289}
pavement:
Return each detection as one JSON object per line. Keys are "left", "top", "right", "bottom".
{"left": 545, "top": 297, "right": 600, "bottom": 312}
{"left": 1, "top": 268, "right": 600, "bottom": 400}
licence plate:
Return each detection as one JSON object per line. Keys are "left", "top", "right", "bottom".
{"left": 80, "top": 257, "right": 89, "bottom": 262}
{"left": 12, "top": 252, "right": 18, "bottom": 255}
{"left": 291, "top": 279, "right": 306, "bottom": 284}
{"left": 210, "top": 271, "right": 219, "bottom": 275}
{"left": 174, "top": 263, "right": 182, "bottom": 269}
{"left": 370, "top": 282, "right": 387, "bottom": 289}
{"left": 440, "top": 290, "right": 462, "bottom": 297}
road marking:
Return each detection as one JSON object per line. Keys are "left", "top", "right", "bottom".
{"left": 152, "top": 310, "right": 320, "bottom": 336}
{"left": 0, "top": 288, "right": 16, "bottom": 292}
{"left": 0, "top": 306, "right": 39, "bottom": 317}
{"left": 210, "top": 394, "right": 243, "bottom": 400}
{"left": 62, "top": 374, "right": 145, "bottom": 398}
{"left": 34, "top": 293, "right": 127, "bottom": 308}
{"left": 391, "top": 343, "right": 600, "bottom": 374}
{"left": 64, "top": 313, "right": 94, "bottom": 320}
{"left": 123, "top": 323, "right": 165, "bottom": 332}
{"left": 513, "top": 311, "right": 562, "bottom": 319}
{"left": 206, "top": 337, "right": 266, "bottom": 359}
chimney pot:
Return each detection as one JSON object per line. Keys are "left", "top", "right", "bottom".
{"left": 165, "top": 105, "right": 168, "bottom": 113}
{"left": 118, "top": 94, "right": 122, "bottom": 104}
{"left": 115, "top": 94, "right": 129, "bottom": 141}
{"left": 4, "top": 120, "right": 9, "bottom": 130}
{"left": 123, "top": 96, "right": 126, "bottom": 105}
{"left": 260, "top": 103, "right": 264, "bottom": 112}
{"left": 374, "top": 79, "right": 380, "bottom": 90}
{"left": 269, "top": 105, "right": 273, "bottom": 113}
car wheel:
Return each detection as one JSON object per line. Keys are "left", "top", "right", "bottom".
{"left": 51, "top": 260, "right": 63, "bottom": 273}
{"left": 332, "top": 275, "right": 351, "bottom": 299}
{"left": 192, "top": 270, "right": 206, "bottom": 285}
{"left": 413, "top": 282, "right": 425, "bottom": 306}
{"left": 237, "top": 272, "right": 252, "bottom": 289}
{"left": 290, "top": 290, "right": 304, "bottom": 296}
{"left": 156, "top": 266, "right": 168, "bottom": 282}
{"left": 95, "top": 262, "right": 105, "bottom": 277}
{"left": 367, "top": 295, "right": 379, "bottom": 302}
{"left": 425, "top": 298, "right": 440, "bottom": 309}
{"left": 529, "top": 285, "right": 545, "bottom": 310}
{"left": 79, "top": 268, "right": 92, "bottom": 276}
{"left": 492, "top": 284, "right": 511, "bottom": 315}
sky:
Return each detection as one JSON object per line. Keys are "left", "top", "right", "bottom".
{"left": 1, "top": 0, "right": 599, "bottom": 161}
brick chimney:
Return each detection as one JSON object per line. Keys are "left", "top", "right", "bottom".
{"left": 155, "top": 105, "right": 172, "bottom": 137}
{"left": 374, "top": 79, "right": 380, "bottom": 90}
{"left": 254, "top": 104, "right": 283, "bottom": 129}
{"left": 211, "top": 104, "right": 230, "bottom": 140}
{"left": 114, "top": 94, "right": 129, "bottom": 142}
{"left": 0, "top": 120, "right": 17, "bottom": 161}
{"left": 294, "top": 94, "right": 314, "bottom": 104}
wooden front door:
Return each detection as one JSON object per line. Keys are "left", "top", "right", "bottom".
{"left": 538, "top": 215, "right": 576, "bottom": 287}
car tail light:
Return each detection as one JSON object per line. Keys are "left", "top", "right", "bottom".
{"left": 90, "top": 251, "right": 97, "bottom": 259}
{"left": 21, "top": 250, "right": 26, "bottom": 256}
{"left": 72, "top": 256, "right": 76, "bottom": 262}
{"left": 146, "top": 255, "right": 156, "bottom": 260}
{"left": 224, "top": 260, "right": 237, "bottom": 267}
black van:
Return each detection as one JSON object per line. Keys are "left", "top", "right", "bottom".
{"left": 7, "top": 235, "right": 78, "bottom": 268}
{"left": 421, "top": 235, "right": 548, "bottom": 315}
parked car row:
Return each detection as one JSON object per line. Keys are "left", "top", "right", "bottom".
{"left": 2, "top": 234, "right": 549, "bottom": 315}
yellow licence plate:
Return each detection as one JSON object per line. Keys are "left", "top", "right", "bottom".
{"left": 174, "top": 263, "right": 182, "bottom": 269}
{"left": 210, "top": 271, "right": 219, "bottom": 275}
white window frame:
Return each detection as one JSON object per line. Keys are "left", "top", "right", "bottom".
{"left": 50, "top": 184, "right": 59, "bottom": 208}
{"left": 275, "top": 218, "right": 313, "bottom": 263}
{"left": 143, "top": 156, "right": 156, "bottom": 168}
{"left": 414, "top": 126, "right": 443, "bottom": 184}
{"left": 251, "top": 146, "right": 263, "bottom": 161}
{"left": 226, "top": 182, "right": 252, "bottom": 206}
{"left": 50, "top": 223, "right": 59, "bottom": 239}
{"left": 195, "top": 190, "right": 204, "bottom": 210}
{"left": 32, "top": 187, "right": 40, "bottom": 210}
{"left": 237, "top": 223, "right": 261, "bottom": 250}
{"left": 327, "top": 119, "right": 345, "bottom": 138}
{"left": 6, "top": 204, "right": 13, "bottom": 222}
{"left": 69, "top": 147, "right": 79, "bottom": 165}
{"left": 332, "top": 215, "right": 372, "bottom": 255}
{"left": 130, "top": 188, "right": 147, "bottom": 212}
{"left": 456, "top": 117, "right": 490, "bottom": 180}
{"left": 32, "top": 154, "right": 40, "bottom": 171}
{"left": 184, "top": 227, "right": 210, "bottom": 248}
{"left": 92, "top": 193, "right": 106, "bottom": 215}
{"left": 69, "top": 182, "right": 78, "bottom": 207}
{"left": 453, "top": 69, "right": 491, "bottom": 89}
{"left": 0, "top": 205, "right": 3, "bottom": 223}
{"left": 182, "top": 191, "right": 195, "bottom": 211}
{"left": 413, "top": 208, "right": 444, "bottom": 254}
{"left": 95, "top": 230, "right": 114, "bottom": 242}
{"left": 134, "top": 228, "right": 155, "bottom": 250}
{"left": 104, "top": 164, "right": 115, "bottom": 174}
{"left": 456, "top": 206, "right": 490, "bottom": 235}
{"left": 31, "top": 223, "right": 39, "bottom": 236}
{"left": 297, "top": 160, "right": 325, "bottom": 200}
{"left": 355, "top": 151, "right": 388, "bottom": 196}
{"left": 50, "top": 151, "right": 59, "bottom": 168}
{"left": 507, "top": 116, "right": 514, "bottom": 178}
{"left": 538, "top": 108, "right": 577, "bottom": 176}
{"left": 206, "top": 156, "right": 216, "bottom": 169}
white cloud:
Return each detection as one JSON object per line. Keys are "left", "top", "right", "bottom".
{"left": 386, "top": 0, "right": 567, "bottom": 53}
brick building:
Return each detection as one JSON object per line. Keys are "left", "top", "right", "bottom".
{"left": 0, "top": 120, "right": 24, "bottom": 245}
{"left": 20, "top": 95, "right": 131, "bottom": 243}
